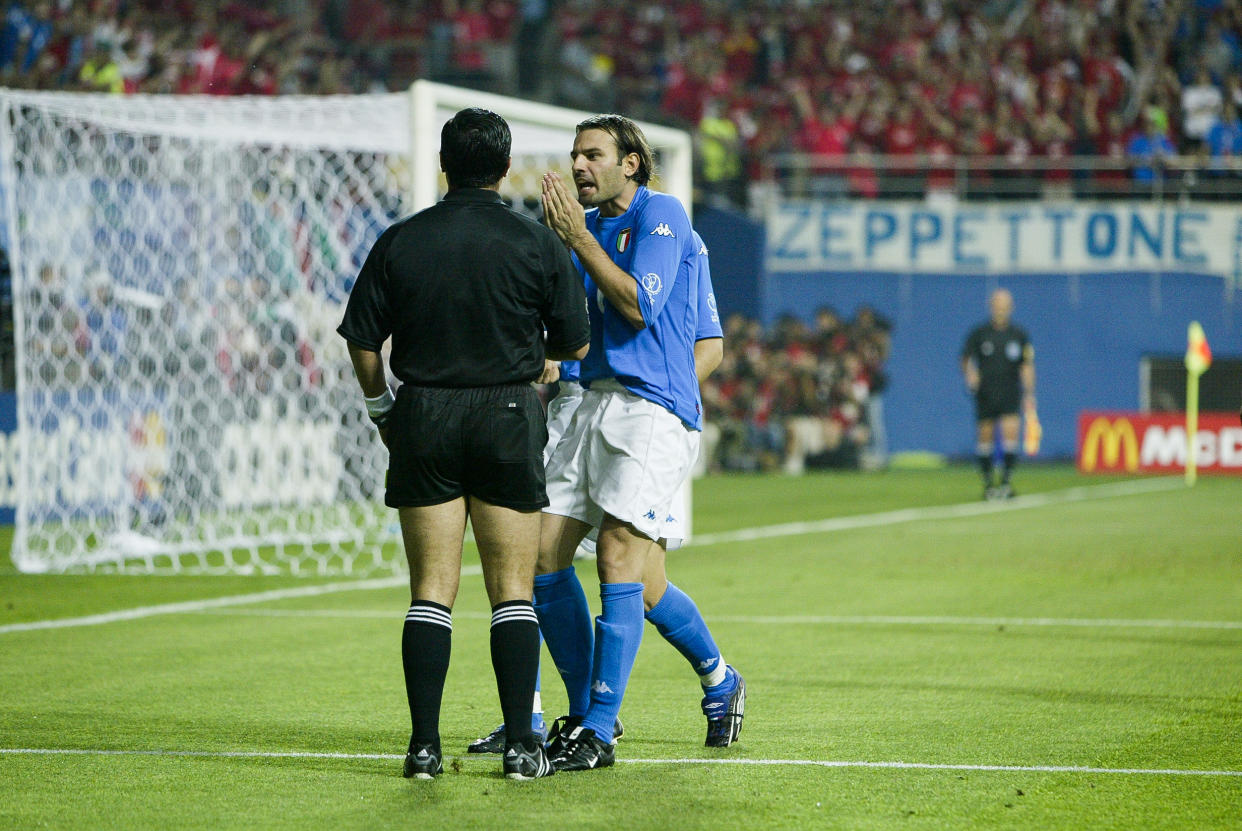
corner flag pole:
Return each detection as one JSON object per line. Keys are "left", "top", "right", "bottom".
{"left": 1184, "top": 321, "right": 1212, "bottom": 486}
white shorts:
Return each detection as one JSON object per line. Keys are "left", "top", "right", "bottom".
{"left": 544, "top": 379, "right": 699, "bottom": 541}
{"left": 543, "top": 381, "right": 584, "bottom": 465}
{"left": 661, "top": 478, "right": 690, "bottom": 549}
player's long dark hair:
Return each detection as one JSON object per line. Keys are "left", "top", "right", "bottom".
{"left": 576, "top": 114, "right": 655, "bottom": 186}
{"left": 440, "top": 108, "right": 511, "bottom": 189}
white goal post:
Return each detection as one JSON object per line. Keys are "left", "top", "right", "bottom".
{"left": 0, "top": 82, "right": 692, "bottom": 574}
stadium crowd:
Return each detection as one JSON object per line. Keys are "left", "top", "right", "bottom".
{"left": 2, "top": 1, "right": 1241, "bottom": 205}
{"left": 700, "top": 306, "right": 891, "bottom": 473}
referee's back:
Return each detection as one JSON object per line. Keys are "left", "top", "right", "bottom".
{"left": 338, "top": 188, "right": 588, "bottom": 388}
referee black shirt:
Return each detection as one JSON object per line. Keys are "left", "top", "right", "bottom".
{"left": 961, "top": 322, "right": 1032, "bottom": 396}
{"left": 337, "top": 188, "right": 589, "bottom": 387}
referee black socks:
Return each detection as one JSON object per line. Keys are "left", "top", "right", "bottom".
{"left": 976, "top": 442, "right": 994, "bottom": 486}
{"left": 402, "top": 600, "right": 452, "bottom": 747}
{"left": 490, "top": 600, "right": 541, "bottom": 746}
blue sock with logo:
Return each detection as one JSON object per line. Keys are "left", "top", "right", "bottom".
{"left": 581, "top": 582, "right": 645, "bottom": 744}
{"left": 646, "top": 582, "right": 728, "bottom": 687}
{"left": 532, "top": 636, "right": 545, "bottom": 733}
{"left": 533, "top": 567, "right": 594, "bottom": 717}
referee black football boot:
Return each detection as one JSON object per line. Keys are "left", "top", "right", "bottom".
{"left": 703, "top": 665, "right": 746, "bottom": 747}
{"left": 402, "top": 741, "right": 443, "bottom": 779}
{"left": 548, "top": 725, "right": 615, "bottom": 772}
{"left": 503, "top": 735, "right": 556, "bottom": 780}
{"left": 545, "top": 714, "right": 624, "bottom": 757}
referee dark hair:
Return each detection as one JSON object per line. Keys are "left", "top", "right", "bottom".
{"left": 338, "top": 107, "right": 589, "bottom": 781}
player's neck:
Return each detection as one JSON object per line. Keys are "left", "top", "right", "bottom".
{"left": 596, "top": 182, "right": 640, "bottom": 218}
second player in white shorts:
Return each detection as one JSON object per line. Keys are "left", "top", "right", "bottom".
{"left": 544, "top": 379, "right": 699, "bottom": 542}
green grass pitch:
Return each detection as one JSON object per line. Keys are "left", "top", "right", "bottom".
{"left": 1, "top": 465, "right": 1239, "bottom": 830}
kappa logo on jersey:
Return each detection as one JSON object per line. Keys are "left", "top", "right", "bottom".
{"left": 641, "top": 273, "right": 662, "bottom": 297}
{"left": 616, "top": 228, "right": 632, "bottom": 252}
{"left": 591, "top": 680, "right": 614, "bottom": 694}
{"left": 698, "top": 241, "right": 708, "bottom": 255}
{"left": 650, "top": 222, "right": 675, "bottom": 238}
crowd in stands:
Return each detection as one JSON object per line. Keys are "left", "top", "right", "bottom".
{"left": 700, "top": 306, "right": 892, "bottom": 473}
{"left": 1, "top": 2, "right": 1239, "bottom": 204}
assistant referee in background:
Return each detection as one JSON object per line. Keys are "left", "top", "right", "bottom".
{"left": 961, "top": 288, "right": 1035, "bottom": 500}
{"left": 338, "top": 108, "right": 589, "bottom": 781}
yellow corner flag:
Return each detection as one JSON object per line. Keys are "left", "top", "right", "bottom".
{"left": 1185, "top": 322, "right": 1212, "bottom": 377}
{"left": 1184, "top": 322, "right": 1212, "bottom": 485}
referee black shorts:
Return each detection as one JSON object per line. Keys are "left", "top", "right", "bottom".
{"left": 975, "top": 384, "right": 1021, "bottom": 421}
{"left": 384, "top": 383, "right": 549, "bottom": 511}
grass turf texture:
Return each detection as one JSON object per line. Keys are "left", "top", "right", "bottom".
{"left": 1, "top": 465, "right": 1239, "bottom": 830}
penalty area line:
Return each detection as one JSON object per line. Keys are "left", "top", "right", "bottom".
{"left": 686, "top": 477, "right": 1184, "bottom": 548}
{"left": 0, "top": 574, "right": 407, "bottom": 635}
{"left": 0, "top": 567, "right": 487, "bottom": 635}
{"left": 0, "top": 748, "right": 1237, "bottom": 778}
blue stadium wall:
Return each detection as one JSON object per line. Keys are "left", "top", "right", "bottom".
{"left": 699, "top": 203, "right": 1242, "bottom": 460}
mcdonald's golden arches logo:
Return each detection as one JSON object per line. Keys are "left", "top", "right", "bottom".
{"left": 1080, "top": 417, "right": 1139, "bottom": 472}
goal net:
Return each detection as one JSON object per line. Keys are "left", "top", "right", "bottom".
{"left": 0, "top": 82, "right": 691, "bottom": 575}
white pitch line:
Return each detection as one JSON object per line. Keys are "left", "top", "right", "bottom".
{"left": 0, "top": 575, "right": 410, "bottom": 635}
{"left": 686, "top": 477, "right": 1184, "bottom": 548}
{"left": 1, "top": 748, "right": 1238, "bottom": 778}
{"left": 186, "top": 607, "right": 1242, "bottom": 631}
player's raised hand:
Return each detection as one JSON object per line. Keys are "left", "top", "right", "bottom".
{"left": 542, "top": 171, "right": 586, "bottom": 246}
{"left": 537, "top": 359, "right": 561, "bottom": 384}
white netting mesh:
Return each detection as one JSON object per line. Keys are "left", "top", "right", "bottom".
{"left": 2, "top": 92, "right": 413, "bottom": 574}
{"left": 0, "top": 87, "right": 689, "bottom": 575}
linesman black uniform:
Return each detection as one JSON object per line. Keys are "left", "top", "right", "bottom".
{"left": 337, "top": 107, "right": 588, "bottom": 781}
{"left": 960, "top": 289, "right": 1035, "bottom": 500}
{"left": 961, "top": 323, "right": 1032, "bottom": 422}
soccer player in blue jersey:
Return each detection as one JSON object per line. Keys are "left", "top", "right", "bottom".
{"left": 533, "top": 115, "right": 744, "bottom": 771}
{"left": 468, "top": 232, "right": 727, "bottom": 755}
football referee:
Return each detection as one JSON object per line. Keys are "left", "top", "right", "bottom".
{"left": 337, "top": 108, "right": 589, "bottom": 781}
{"left": 961, "top": 288, "right": 1035, "bottom": 500}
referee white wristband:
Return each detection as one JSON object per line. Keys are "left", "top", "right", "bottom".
{"left": 364, "top": 387, "right": 395, "bottom": 424}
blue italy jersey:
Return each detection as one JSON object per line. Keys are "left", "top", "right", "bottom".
{"left": 559, "top": 360, "right": 581, "bottom": 383}
{"left": 577, "top": 187, "right": 702, "bottom": 429}
{"left": 692, "top": 231, "right": 723, "bottom": 341}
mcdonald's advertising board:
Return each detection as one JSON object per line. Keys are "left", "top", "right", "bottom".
{"left": 1077, "top": 412, "right": 1242, "bottom": 475}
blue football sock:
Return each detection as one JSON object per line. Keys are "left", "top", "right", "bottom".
{"left": 582, "top": 582, "right": 644, "bottom": 743}
{"left": 646, "top": 582, "right": 727, "bottom": 687}
{"left": 532, "top": 633, "right": 544, "bottom": 732}
{"left": 533, "top": 567, "right": 594, "bottom": 717}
